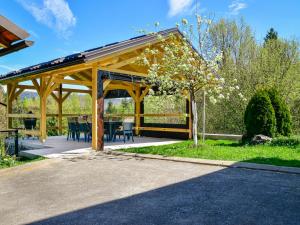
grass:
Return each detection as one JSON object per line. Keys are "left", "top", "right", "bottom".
{"left": 121, "top": 139, "right": 300, "bottom": 168}
{"left": 0, "top": 156, "right": 45, "bottom": 170}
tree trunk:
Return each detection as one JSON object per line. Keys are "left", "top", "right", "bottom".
{"left": 191, "top": 96, "right": 198, "bottom": 146}
{"left": 202, "top": 90, "right": 206, "bottom": 143}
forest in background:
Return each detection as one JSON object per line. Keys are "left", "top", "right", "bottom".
{"left": 201, "top": 18, "right": 300, "bottom": 135}
{"left": 0, "top": 17, "right": 299, "bottom": 135}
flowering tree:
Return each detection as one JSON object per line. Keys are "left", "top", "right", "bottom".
{"left": 139, "top": 16, "right": 240, "bottom": 146}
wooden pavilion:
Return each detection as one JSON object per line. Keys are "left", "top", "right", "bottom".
{"left": 0, "top": 28, "right": 193, "bottom": 150}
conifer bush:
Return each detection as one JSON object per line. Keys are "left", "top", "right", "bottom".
{"left": 244, "top": 90, "right": 276, "bottom": 138}
{"left": 267, "top": 88, "right": 292, "bottom": 136}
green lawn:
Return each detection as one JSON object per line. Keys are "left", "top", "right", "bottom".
{"left": 0, "top": 156, "right": 45, "bottom": 170}
{"left": 121, "top": 139, "right": 300, "bottom": 168}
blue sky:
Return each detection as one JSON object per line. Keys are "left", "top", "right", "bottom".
{"left": 1, "top": 0, "right": 299, "bottom": 75}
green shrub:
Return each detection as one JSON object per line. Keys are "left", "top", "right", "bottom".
{"left": 47, "top": 117, "right": 58, "bottom": 136}
{"left": 0, "top": 156, "right": 17, "bottom": 168}
{"left": 267, "top": 88, "right": 292, "bottom": 136}
{"left": 244, "top": 90, "right": 276, "bottom": 138}
{"left": 0, "top": 139, "right": 5, "bottom": 158}
{"left": 270, "top": 136, "right": 300, "bottom": 147}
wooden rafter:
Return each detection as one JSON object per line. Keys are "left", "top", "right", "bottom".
{"left": 45, "top": 82, "right": 59, "bottom": 97}
{"left": 13, "top": 87, "right": 24, "bottom": 100}
{"left": 31, "top": 78, "right": 40, "bottom": 95}
{"left": 17, "top": 84, "right": 91, "bottom": 94}
{"left": 139, "top": 86, "right": 150, "bottom": 102}
{"left": 107, "top": 55, "right": 139, "bottom": 69}
{"left": 98, "top": 66, "right": 147, "bottom": 77}
{"left": 62, "top": 92, "right": 71, "bottom": 102}
{"left": 103, "top": 80, "right": 111, "bottom": 90}
{"left": 81, "top": 70, "right": 92, "bottom": 78}
{"left": 51, "top": 92, "right": 59, "bottom": 102}
{"left": 53, "top": 78, "right": 92, "bottom": 86}
{"left": 76, "top": 71, "right": 92, "bottom": 81}
{"left": 127, "top": 89, "right": 137, "bottom": 102}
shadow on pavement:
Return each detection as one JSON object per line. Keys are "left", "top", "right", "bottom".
{"left": 244, "top": 157, "right": 300, "bottom": 168}
{"left": 28, "top": 164, "right": 300, "bottom": 225}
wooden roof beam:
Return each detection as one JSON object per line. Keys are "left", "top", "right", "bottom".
{"left": 2, "top": 63, "right": 93, "bottom": 84}
{"left": 53, "top": 78, "right": 92, "bottom": 86}
{"left": 98, "top": 66, "right": 148, "bottom": 77}
{"left": 107, "top": 55, "right": 139, "bottom": 69}
{"left": 17, "top": 84, "right": 91, "bottom": 94}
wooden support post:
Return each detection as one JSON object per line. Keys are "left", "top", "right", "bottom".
{"left": 188, "top": 95, "right": 192, "bottom": 139}
{"left": 92, "top": 66, "right": 98, "bottom": 150}
{"left": 135, "top": 86, "right": 141, "bottom": 135}
{"left": 39, "top": 77, "right": 47, "bottom": 142}
{"left": 6, "top": 84, "right": 13, "bottom": 129}
{"left": 97, "top": 71, "right": 105, "bottom": 151}
{"left": 58, "top": 84, "right": 63, "bottom": 135}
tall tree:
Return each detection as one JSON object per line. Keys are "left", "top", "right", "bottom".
{"left": 106, "top": 101, "right": 116, "bottom": 114}
{"left": 264, "top": 28, "right": 278, "bottom": 43}
{"left": 139, "top": 17, "right": 240, "bottom": 146}
{"left": 0, "top": 85, "right": 6, "bottom": 130}
{"left": 205, "top": 18, "right": 255, "bottom": 133}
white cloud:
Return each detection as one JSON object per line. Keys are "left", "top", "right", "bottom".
{"left": 168, "top": 0, "right": 194, "bottom": 17}
{"left": 17, "top": 0, "right": 76, "bottom": 38}
{"left": 228, "top": 0, "right": 247, "bottom": 15}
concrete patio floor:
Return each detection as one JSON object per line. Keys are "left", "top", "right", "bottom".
{"left": 19, "top": 136, "right": 180, "bottom": 158}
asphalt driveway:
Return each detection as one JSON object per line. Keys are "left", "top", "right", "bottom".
{"left": 0, "top": 153, "right": 299, "bottom": 225}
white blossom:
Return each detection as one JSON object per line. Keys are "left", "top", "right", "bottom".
{"left": 218, "top": 94, "right": 225, "bottom": 99}
{"left": 182, "top": 18, "right": 188, "bottom": 25}
{"left": 209, "top": 96, "right": 217, "bottom": 104}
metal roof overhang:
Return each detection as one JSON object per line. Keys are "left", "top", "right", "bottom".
{"left": 0, "top": 28, "right": 182, "bottom": 82}
{"left": 0, "top": 15, "right": 33, "bottom": 57}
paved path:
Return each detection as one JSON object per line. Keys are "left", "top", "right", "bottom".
{"left": 0, "top": 153, "right": 299, "bottom": 225}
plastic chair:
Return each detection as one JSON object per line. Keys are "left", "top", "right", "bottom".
{"left": 78, "top": 122, "right": 89, "bottom": 142}
{"left": 23, "top": 118, "right": 37, "bottom": 139}
{"left": 113, "top": 122, "right": 134, "bottom": 143}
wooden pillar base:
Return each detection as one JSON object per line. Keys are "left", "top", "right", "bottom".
{"left": 92, "top": 66, "right": 98, "bottom": 150}
{"left": 135, "top": 86, "right": 141, "bottom": 136}
{"left": 58, "top": 84, "right": 63, "bottom": 135}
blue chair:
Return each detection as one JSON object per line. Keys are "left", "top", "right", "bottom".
{"left": 113, "top": 122, "right": 134, "bottom": 143}
{"left": 67, "top": 122, "right": 78, "bottom": 141}
{"left": 78, "top": 122, "right": 90, "bottom": 142}
{"left": 87, "top": 123, "right": 92, "bottom": 142}
{"left": 104, "top": 123, "right": 110, "bottom": 142}
{"left": 23, "top": 118, "right": 37, "bottom": 139}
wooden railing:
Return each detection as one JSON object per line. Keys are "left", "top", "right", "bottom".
{"left": 7, "top": 113, "right": 191, "bottom": 134}
{"left": 7, "top": 113, "right": 189, "bottom": 118}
